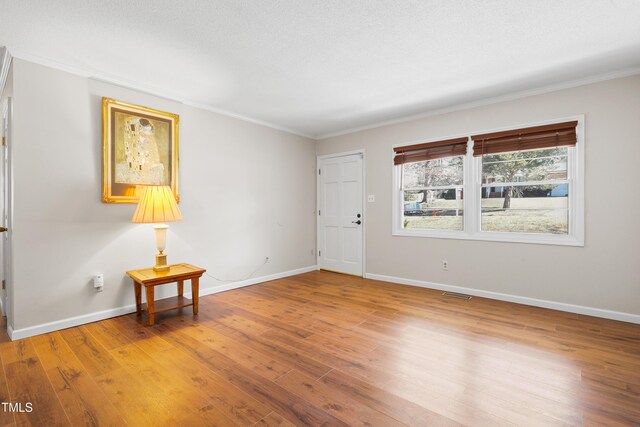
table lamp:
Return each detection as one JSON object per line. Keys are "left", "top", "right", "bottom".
{"left": 132, "top": 185, "right": 182, "bottom": 272}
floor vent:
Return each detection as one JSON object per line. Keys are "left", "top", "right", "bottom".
{"left": 442, "top": 291, "right": 472, "bottom": 300}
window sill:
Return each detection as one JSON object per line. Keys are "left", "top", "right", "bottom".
{"left": 392, "top": 229, "right": 584, "bottom": 246}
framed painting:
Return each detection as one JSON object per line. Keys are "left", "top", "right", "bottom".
{"left": 102, "top": 98, "right": 179, "bottom": 203}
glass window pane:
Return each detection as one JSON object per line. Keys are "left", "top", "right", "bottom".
{"left": 482, "top": 147, "right": 568, "bottom": 184}
{"left": 403, "top": 189, "right": 463, "bottom": 231}
{"left": 403, "top": 156, "right": 463, "bottom": 188}
{"left": 481, "top": 185, "right": 568, "bottom": 234}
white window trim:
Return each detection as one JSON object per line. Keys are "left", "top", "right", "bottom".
{"left": 392, "top": 115, "right": 585, "bottom": 246}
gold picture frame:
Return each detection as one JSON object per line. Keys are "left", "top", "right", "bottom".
{"left": 102, "top": 98, "right": 179, "bottom": 203}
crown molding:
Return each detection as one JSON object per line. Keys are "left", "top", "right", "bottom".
{"left": 316, "top": 66, "right": 640, "bottom": 140}
{"left": 8, "top": 49, "right": 315, "bottom": 140}
{"left": 178, "top": 98, "right": 315, "bottom": 140}
{"left": 0, "top": 47, "right": 12, "bottom": 97}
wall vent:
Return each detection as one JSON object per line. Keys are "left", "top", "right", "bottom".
{"left": 442, "top": 291, "right": 472, "bottom": 300}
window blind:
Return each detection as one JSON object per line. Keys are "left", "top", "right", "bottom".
{"left": 471, "top": 121, "right": 578, "bottom": 157}
{"left": 393, "top": 137, "right": 468, "bottom": 165}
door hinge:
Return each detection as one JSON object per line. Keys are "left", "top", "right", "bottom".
{"left": 318, "top": 169, "right": 321, "bottom": 175}
{"left": 1, "top": 136, "right": 5, "bottom": 146}
{"left": 2, "top": 280, "right": 5, "bottom": 290}
{"left": 318, "top": 250, "right": 321, "bottom": 257}
{"left": 318, "top": 210, "right": 321, "bottom": 216}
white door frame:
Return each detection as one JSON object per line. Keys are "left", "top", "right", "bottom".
{"left": 1, "top": 97, "right": 13, "bottom": 333}
{"left": 316, "top": 149, "right": 366, "bottom": 277}
{"left": 1, "top": 49, "right": 15, "bottom": 337}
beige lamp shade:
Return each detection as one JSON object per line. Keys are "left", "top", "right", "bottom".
{"left": 132, "top": 185, "right": 182, "bottom": 272}
{"left": 132, "top": 185, "right": 182, "bottom": 224}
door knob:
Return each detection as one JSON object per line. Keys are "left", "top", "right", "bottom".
{"left": 0, "top": 227, "right": 7, "bottom": 233}
{"left": 352, "top": 220, "right": 361, "bottom": 225}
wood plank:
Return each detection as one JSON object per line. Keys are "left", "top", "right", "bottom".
{"left": 253, "top": 412, "right": 296, "bottom": 427}
{"left": 44, "top": 363, "right": 125, "bottom": 426}
{"left": 180, "top": 324, "right": 292, "bottom": 381}
{"left": 318, "top": 368, "right": 463, "bottom": 426}
{"left": 0, "top": 345, "right": 14, "bottom": 427}
{"left": 81, "top": 318, "right": 132, "bottom": 350}
{"left": 31, "top": 332, "right": 126, "bottom": 426}
{"left": 275, "top": 369, "right": 407, "bottom": 426}
{"left": 149, "top": 347, "right": 271, "bottom": 426}
{"left": 152, "top": 323, "right": 238, "bottom": 372}
{"left": 94, "top": 367, "right": 179, "bottom": 426}
{"left": 184, "top": 304, "right": 331, "bottom": 379}
{"left": 233, "top": 330, "right": 332, "bottom": 380}
{"left": 109, "top": 343, "right": 211, "bottom": 415}
{"left": 259, "top": 329, "right": 395, "bottom": 384}
{"left": 1, "top": 340, "right": 70, "bottom": 426}
{"left": 174, "top": 403, "right": 239, "bottom": 427}
{"left": 107, "top": 315, "right": 175, "bottom": 354}
{"left": 58, "top": 326, "right": 120, "bottom": 377}
{"left": 204, "top": 300, "right": 313, "bottom": 339}
{"left": 197, "top": 305, "right": 271, "bottom": 336}
{"left": 220, "top": 364, "right": 349, "bottom": 426}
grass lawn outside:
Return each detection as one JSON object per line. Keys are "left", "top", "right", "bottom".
{"left": 404, "top": 197, "right": 568, "bottom": 233}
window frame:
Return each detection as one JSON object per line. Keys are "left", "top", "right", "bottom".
{"left": 392, "top": 116, "right": 585, "bottom": 246}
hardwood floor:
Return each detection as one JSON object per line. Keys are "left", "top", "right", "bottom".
{"left": 0, "top": 270, "right": 638, "bottom": 426}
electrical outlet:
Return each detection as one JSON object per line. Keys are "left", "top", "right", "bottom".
{"left": 93, "top": 274, "right": 104, "bottom": 292}
{"left": 265, "top": 256, "right": 270, "bottom": 263}
{"left": 367, "top": 195, "right": 375, "bottom": 202}
{"left": 442, "top": 260, "right": 449, "bottom": 271}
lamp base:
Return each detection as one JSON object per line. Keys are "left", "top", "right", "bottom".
{"left": 153, "top": 253, "right": 170, "bottom": 272}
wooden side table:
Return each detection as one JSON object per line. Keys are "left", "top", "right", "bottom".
{"left": 126, "top": 263, "right": 206, "bottom": 326}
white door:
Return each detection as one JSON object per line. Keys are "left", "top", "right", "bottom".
{"left": 318, "top": 153, "right": 364, "bottom": 276}
{"left": 1, "top": 98, "right": 10, "bottom": 322}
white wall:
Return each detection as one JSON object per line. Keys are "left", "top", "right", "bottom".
{"left": 317, "top": 75, "right": 640, "bottom": 318}
{"left": 10, "top": 59, "right": 317, "bottom": 333}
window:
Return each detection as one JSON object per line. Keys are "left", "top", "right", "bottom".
{"left": 402, "top": 156, "right": 464, "bottom": 231}
{"left": 480, "top": 147, "right": 569, "bottom": 234}
{"left": 394, "top": 136, "right": 467, "bottom": 233}
{"left": 392, "top": 117, "right": 584, "bottom": 245}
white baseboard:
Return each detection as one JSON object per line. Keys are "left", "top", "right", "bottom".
{"left": 9, "top": 265, "right": 318, "bottom": 341}
{"left": 184, "top": 265, "right": 319, "bottom": 298}
{"left": 365, "top": 273, "right": 640, "bottom": 325}
{"left": 9, "top": 305, "right": 137, "bottom": 341}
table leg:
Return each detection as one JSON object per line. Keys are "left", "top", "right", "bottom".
{"left": 145, "top": 286, "right": 155, "bottom": 326}
{"left": 134, "top": 282, "right": 142, "bottom": 315}
{"left": 191, "top": 277, "right": 199, "bottom": 315}
{"left": 177, "top": 280, "right": 184, "bottom": 297}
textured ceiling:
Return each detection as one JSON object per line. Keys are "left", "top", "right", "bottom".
{"left": 1, "top": 1, "right": 640, "bottom": 138}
